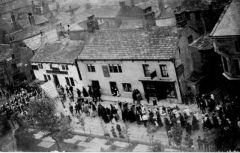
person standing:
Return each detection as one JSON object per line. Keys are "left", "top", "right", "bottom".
{"left": 77, "top": 88, "right": 81, "bottom": 98}
{"left": 69, "top": 104, "right": 74, "bottom": 116}
{"left": 197, "top": 136, "right": 203, "bottom": 151}
{"left": 145, "top": 92, "right": 150, "bottom": 104}
{"left": 66, "top": 85, "right": 70, "bottom": 96}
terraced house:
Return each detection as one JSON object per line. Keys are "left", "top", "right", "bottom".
{"left": 77, "top": 27, "right": 183, "bottom": 103}
{"left": 30, "top": 39, "right": 84, "bottom": 91}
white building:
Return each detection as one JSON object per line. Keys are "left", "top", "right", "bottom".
{"left": 77, "top": 28, "right": 183, "bottom": 103}
{"left": 30, "top": 39, "right": 84, "bottom": 91}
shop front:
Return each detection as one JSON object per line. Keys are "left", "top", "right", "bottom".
{"left": 141, "top": 80, "right": 177, "bottom": 101}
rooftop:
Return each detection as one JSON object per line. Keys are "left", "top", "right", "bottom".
{"left": 0, "top": 44, "right": 13, "bottom": 62}
{"left": 189, "top": 35, "right": 213, "bottom": 50}
{"left": 116, "top": 4, "right": 144, "bottom": 19}
{"left": 78, "top": 27, "right": 178, "bottom": 60}
{"left": 31, "top": 39, "right": 85, "bottom": 64}
{"left": 210, "top": 0, "right": 240, "bottom": 37}
{"left": 181, "top": 0, "right": 210, "bottom": 11}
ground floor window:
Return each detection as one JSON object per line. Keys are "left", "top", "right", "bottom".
{"left": 122, "top": 83, "right": 132, "bottom": 92}
{"left": 65, "top": 77, "right": 75, "bottom": 86}
{"left": 142, "top": 81, "right": 177, "bottom": 100}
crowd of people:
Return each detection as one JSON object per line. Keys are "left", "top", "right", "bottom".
{"left": 0, "top": 82, "right": 42, "bottom": 121}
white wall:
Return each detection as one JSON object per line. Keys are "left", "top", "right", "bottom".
{"left": 32, "top": 62, "right": 84, "bottom": 90}
{"left": 78, "top": 60, "right": 182, "bottom": 103}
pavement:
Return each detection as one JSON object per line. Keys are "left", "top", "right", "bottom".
{"left": 53, "top": 94, "right": 204, "bottom": 152}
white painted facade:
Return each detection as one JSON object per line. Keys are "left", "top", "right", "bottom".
{"left": 31, "top": 62, "right": 84, "bottom": 91}
{"left": 77, "top": 60, "right": 182, "bottom": 103}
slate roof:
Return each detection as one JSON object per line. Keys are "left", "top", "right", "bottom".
{"left": 31, "top": 39, "right": 85, "bottom": 64}
{"left": 181, "top": 0, "right": 210, "bottom": 11}
{"left": 189, "top": 35, "right": 213, "bottom": 50}
{"left": 78, "top": 27, "right": 178, "bottom": 60}
{"left": 116, "top": 5, "right": 144, "bottom": 19}
{"left": 210, "top": 0, "right": 240, "bottom": 37}
{"left": 0, "top": 44, "right": 13, "bottom": 62}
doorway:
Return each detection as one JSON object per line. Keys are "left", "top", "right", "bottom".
{"left": 92, "top": 80, "right": 100, "bottom": 90}
{"left": 109, "top": 81, "right": 117, "bottom": 94}
{"left": 52, "top": 75, "right": 60, "bottom": 86}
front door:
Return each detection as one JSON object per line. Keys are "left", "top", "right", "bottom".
{"left": 92, "top": 80, "right": 100, "bottom": 90}
{"left": 53, "top": 75, "right": 60, "bottom": 86}
{"left": 109, "top": 81, "right": 117, "bottom": 94}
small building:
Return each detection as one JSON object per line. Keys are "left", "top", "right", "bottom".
{"left": 30, "top": 39, "right": 84, "bottom": 90}
{"left": 77, "top": 28, "right": 183, "bottom": 103}
{"left": 210, "top": 0, "right": 240, "bottom": 96}
{"left": 0, "top": 43, "right": 34, "bottom": 86}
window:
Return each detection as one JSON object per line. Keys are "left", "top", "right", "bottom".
{"left": 32, "top": 65, "right": 39, "bottom": 70}
{"left": 62, "top": 65, "right": 69, "bottom": 70}
{"left": 122, "top": 83, "right": 132, "bottom": 92}
{"left": 47, "top": 75, "right": 51, "bottom": 80}
{"left": 11, "top": 63, "right": 17, "bottom": 69}
{"left": 235, "top": 38, "right": 240, "bottom": 52}
{"left": 142, "top": 64, "right": 150, "bottom": 77}
{"left": 70, "top": 77, "right": 75, "bottom": 86}
{"left": 87, "top": 64, "right": 95, "bottom": 72}
{"left": 38, "top": 63, "right": 43, "bottom": 69}
{"left": 233, "top": 59, "right": 240, "bottom": 75}
{"left": 188, "top": 35, "right": 193, "bottom": 44}
{"left": 160, "top": 64, "right": 169, "bottom": 77}
{"left": 109, "top": 64, "right": 122, "bottom": 73}
{"left": 44, "top": 74, "right": 47, "bottom": 82}
{"left": 222, "top": 57, "right": 229, "bottom": 72}
{"left": 65, "top": 77, "right": 75, "bottom": 86}
{"left": 65, "top": 77, "right": 70, "bottom": 86}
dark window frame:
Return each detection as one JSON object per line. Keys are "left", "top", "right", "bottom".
{"left": 122, "top": 83, "right": 132, "bottom": 92}
{"left": 70, "top": 77, "right": 75, "bottom": 86}
{"left": 108, "top": 64, "right": 122, "bottom": 73}
{"left": 65, "top": 77, "right": 70, "bottom": 86}
{"left": 38, "top": 63, "right": 43, "bottom": 69}
{"left": 47, "top": 75, "right": 51, "bottom": 80}
{"left": 87, "top": 64, "right": 96, "bottom": 72}
{"left": 142, "top": 64, "right": 151, "bottom": 77}
{"left": 160, "top": 64, "right": 169, "bottom": 77}
{"left": 188, "top": 35, "right": 193, "bottom": 44}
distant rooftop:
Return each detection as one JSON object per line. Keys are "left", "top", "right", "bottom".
{"left": 189, "top": 35, "right": 213, "bottom": 50}
{"left": 78, "top": 27, "right": 178, "bottom": 61}
{"left": 0, "top": 44, "right": 13, "bottom": 62}
{"left": 210, "top": 0, "right": 240, "bottom": 37}
{"left": 31, "top": 39, "right": 85, "bottom": 64}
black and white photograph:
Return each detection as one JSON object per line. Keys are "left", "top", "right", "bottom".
{"left": 0, "top": 0, "right": 239, "bottom": 152}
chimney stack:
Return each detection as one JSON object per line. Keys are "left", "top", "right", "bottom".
{"left": 40, "top": 30, "right": 47, "bottom": 46}
{"left": 130, "top": 0, "right": 134, "bottom": 7}
{"left": 144, "top": 7, "right": 156, "bottom": 29}
{"left": 56, "top": 23, "right": 66, "bottom": 40}
{"left": 87, "top": 15, "right": 99, "bottom": 33}
{"left": 119, "top": 1, "right": 126, "bottom": 8}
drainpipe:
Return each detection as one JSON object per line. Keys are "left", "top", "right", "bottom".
{"left": 171, "top": 58, "right": 183, "bottom": 103}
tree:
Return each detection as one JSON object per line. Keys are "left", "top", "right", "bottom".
{"left": 24, "top": 98, "right": 73, "bottom": 151}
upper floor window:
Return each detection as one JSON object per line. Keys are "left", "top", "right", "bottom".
{"left": 122, "top": 83, "right": 132, "bottom": 92}
{"left": 160, "top": 64, "right": 169, "bottom": 77}
{"left": 188, "top": 35, "right": 193, "bottom": 44}
{"left": 109, "top": 64, "right": 122, "bottom": 73}
{"left": 222, "top": 56, "right": 229, "bottom": 72}
{"left": 142, "top": 64, "right": 150, "bottom": 77}
{"left": 38, "top": 63, "right": 43, "bottom": 69}
{"left": 233, "top": 59, "right": 240, "bottom": 75}
{"left": 235, "top": 38, "right": 240, "bottom": 52}
{"left": 87, "top": 64, "right": 95, "bottom": 72}
{"left": 62, "top": 65, "right": 69, "bottom": 70}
